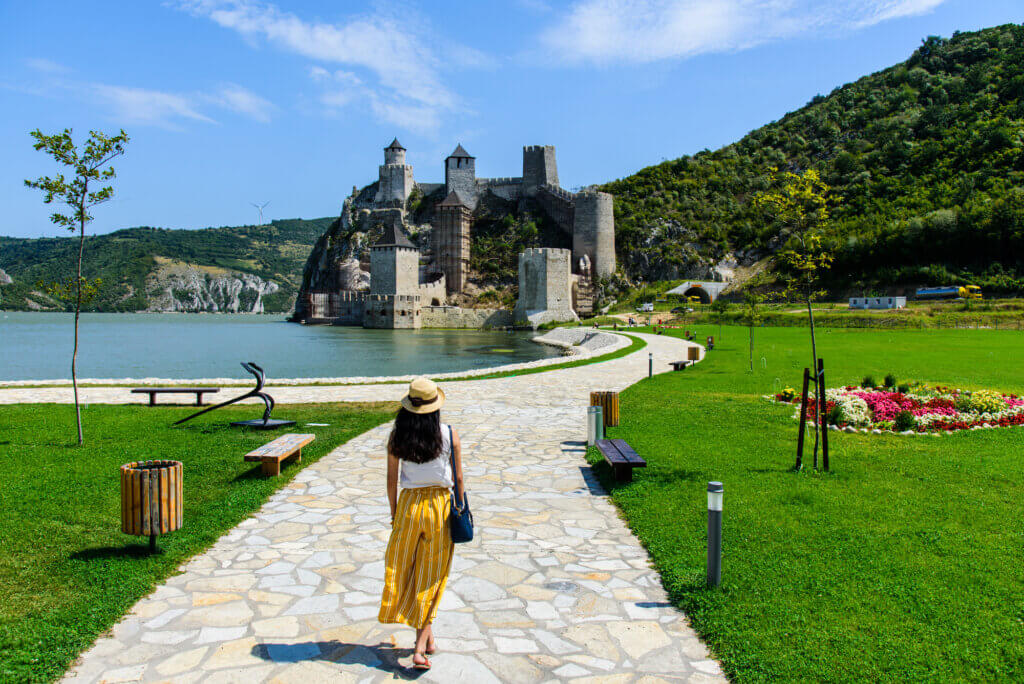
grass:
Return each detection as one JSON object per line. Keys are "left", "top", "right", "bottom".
{"left": 0, "top": 402, "right": 395, "bottom": 683}
{"left": 587, "top": 324, "right": 1024, "bottom": 682}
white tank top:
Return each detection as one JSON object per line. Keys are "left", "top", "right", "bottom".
{"left": 399, "top": 424, "right": 454, "bottom": 489}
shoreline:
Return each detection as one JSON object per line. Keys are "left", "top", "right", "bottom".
{"left": 0, "top": 329, "right": 631, "bottom": 388}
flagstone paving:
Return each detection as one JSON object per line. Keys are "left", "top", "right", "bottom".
{"left": 58, "top": 332, "right": 724, "bottom": 683}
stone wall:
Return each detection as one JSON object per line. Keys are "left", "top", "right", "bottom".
{"left": 418, "top": 277, "right": 447, "bottom": 307}
{"left": 535, "top": 184, "right": 575, "bottom": 234}
{"left": 573, "top": 191, "right": 616, "bottom": 278}
{"left": 420, "top": 306, "right": 513, "bottom": 329}
{"left": 364, "top": 294, "right": 420, "bottom": 329}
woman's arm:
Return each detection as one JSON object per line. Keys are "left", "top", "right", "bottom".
{"left": 452, "top": 427, "right": 465, "bottom": 505}
{"left": 386, "top": 451, "right": 399, "bottom": 524}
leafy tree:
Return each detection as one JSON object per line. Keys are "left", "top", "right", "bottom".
{"left": 754, "top": 169, "right": 835, "bottom": 467}
{"left": 25, "top": 127, "right": 129, "bottom": 444}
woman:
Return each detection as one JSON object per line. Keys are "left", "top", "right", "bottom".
{"left": 378, "top": 376, "right": 464, "bottom": 671}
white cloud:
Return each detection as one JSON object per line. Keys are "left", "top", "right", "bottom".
{"left": 176, "top": 0, "right": 479, "bottom": 134}
{"left": 25, "top": 58, "right": 70, "bottom": 74}
{"left": 541, "top": 0, "right": 951, "bottom": 64}
{"left": 206, "top": 82, "right": 275, "bottom": 122}
{"left": 91, "top": 84, "right": 215, "bottom": 127}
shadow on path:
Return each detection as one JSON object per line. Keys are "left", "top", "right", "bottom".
{"left": 253, "top": 641, "right": 427, "bottom": 680}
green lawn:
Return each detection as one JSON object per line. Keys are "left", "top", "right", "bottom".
{"left": 0, "top": 402, "right": 395, "bottom": 683}
{"left": 588, "top": 325, "right": 1024, "bottom": 682}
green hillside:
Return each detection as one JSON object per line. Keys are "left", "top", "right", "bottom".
{"left": 602, "top": 23, "right": 1024, "bottom": 294}
{"left": 0, "top": 217, "right": 333, "bottom": 312}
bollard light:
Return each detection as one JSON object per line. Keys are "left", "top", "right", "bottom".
{"left": 706, "top": 481, "right": 723, "bottom": 588}
{"left": 648, "top": 352, "right": 653, "bottom": 378}
{"left": 595, "top": 405, "right": 605, "bottom": 441}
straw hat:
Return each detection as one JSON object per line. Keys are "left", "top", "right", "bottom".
{"left": 400, "top": 376, "right": 446, "bottom": 414}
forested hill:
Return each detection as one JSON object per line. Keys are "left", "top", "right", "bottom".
{"left": 0, "top": 218, "right": 333, "bottom": 312}
{"left": 603, "top": 23, "right": 1024, "bottom": 294}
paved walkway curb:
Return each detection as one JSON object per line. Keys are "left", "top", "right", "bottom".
{"left": 60, "top": 333, "right": 724, "bottom": 683}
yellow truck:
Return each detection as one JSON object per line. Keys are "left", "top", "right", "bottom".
{"left": 915, "top": 285, "right": 983, "bottom": 300}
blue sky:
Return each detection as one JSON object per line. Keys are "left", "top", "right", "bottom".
{"left": 2, "top": 0, "right": 1021, "bottom": 238}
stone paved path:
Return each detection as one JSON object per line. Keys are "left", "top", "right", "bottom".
{"left": 58, "top": 332, "right": 724, "bottom": 683}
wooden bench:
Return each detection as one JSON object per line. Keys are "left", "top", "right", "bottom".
{"left": 131, "top": 387, "right": 220, "bottom": 406}
{"left": 595, "top": 438, "right": 647, "bottom": 482}
{"left": 245, "top": 433, "right": 315, "bottom": 477}
{"left": 669, "top": 360, "right": 694, "bottom": 371}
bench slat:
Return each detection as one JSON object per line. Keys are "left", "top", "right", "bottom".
{"left": 131, "top": 388, "right": 220, "bottom": 394}
{"left": 244, "top": 434, "right": 315, "bottom": 462}
{"left": 611, "top": 439, "right": 647, "bottom": 466}
{"left": 595, "top": 439, "right": 629, "bottom": 464}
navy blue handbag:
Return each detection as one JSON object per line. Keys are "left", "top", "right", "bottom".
{"left": 448, "top": 426, "right": 473, "bottom": 543}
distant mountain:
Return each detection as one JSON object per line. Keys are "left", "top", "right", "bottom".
{"left": 601, "top": 23, "right": 1024, "bottom": 294}
{"left": 0, "top": 218, "right": 334, "bottom": 312}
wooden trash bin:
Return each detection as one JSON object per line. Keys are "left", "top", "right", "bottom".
{"left": 688, "top": 345, "right": 700, "bottom": 362}
{"left": 590, "top": 391, "right": 620, "bottom": 427}
{"left": 121, "top": 460, "right": 183, "bottom": 552}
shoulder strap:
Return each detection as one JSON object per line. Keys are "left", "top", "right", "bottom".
{"left": 449, "top": 425, "right": 464, "bottom": 509}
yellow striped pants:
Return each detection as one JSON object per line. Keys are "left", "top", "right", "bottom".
{"left": 379, "top": 486, "right": 454, "bottom": 629}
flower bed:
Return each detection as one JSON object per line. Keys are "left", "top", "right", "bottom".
{"left": 771, "top": 383, "right": 1024, "bottom": 435}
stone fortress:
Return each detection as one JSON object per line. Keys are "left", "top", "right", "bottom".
{"left": 294, "top": 139, "right": 615, "bottom": 328}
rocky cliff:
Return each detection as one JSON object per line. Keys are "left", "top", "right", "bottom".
{"left": 145, "top": 260, "right": 280, "bottom": 313}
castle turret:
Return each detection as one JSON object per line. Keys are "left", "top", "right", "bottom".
{"left": 375, "top": 138, "right": 414, "bottom": 205}
{"left": 384, "top": 138, "right": 406, "bottom": 165}
{"left": 572, "top": 191, "right": 615, "bottom": 278}
{"left": 445, "top": 144, "right": 476, "bottom": 205}
{"left": 522, "top": 145, "right": 558, "bottom": 196}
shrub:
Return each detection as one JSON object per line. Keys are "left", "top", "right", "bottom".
{"left": 897, "top": 383, "right": 910, "bottom": 393}
{"left": 884, "top": 373, "right": 897, "bottom": 388}
{"left": 861, "top": 375, "right": 876, "bottom": 388}
{"left": 827, "top": 405, "right": 843, "bottom": 425}
{"left": 894, "top": 410, "right": 916, "bottom": 431}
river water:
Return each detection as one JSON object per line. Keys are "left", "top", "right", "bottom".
{"left": 0, "top": 312, "right": 560, "bottom": 381}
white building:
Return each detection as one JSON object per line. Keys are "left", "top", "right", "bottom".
{"left": 849, "top": 296, "right": 907, "bottom": 310}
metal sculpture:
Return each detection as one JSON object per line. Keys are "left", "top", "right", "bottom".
{"left": 173, "top": 362, "right": 294, "bottom": 429}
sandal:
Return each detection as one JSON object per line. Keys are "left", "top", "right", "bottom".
{"left": 412, "top": 652, "right": 431, "bottom": 670}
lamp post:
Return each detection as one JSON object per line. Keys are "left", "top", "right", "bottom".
{"left": 706, "top": 481, "right": 723, "bottom": 588}
{"left": 648, "top": 352, "right": 653, "bottom": 378}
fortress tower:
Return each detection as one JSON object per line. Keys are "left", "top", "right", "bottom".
{"left": 445, "top": 144, "right": 476, "bottom": 206}
{"left": 375, "top": 138, "right": 415, "bottom": 205}
{"left": 514, "top": 247, "right": 577, "bottom": 326}
{"left": 522, "top": 145, "right": 559, "bottom": 196}
{"left": 370, "top": 224, "right": 420, "bottom": 296}
{"left": 435, "top": 191, "right": 472, "bottom": 295}
{"left": 572, "top": 191, "right": 616, "bottom": 278}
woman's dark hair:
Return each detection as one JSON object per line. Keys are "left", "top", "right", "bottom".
{"left": 388, "top": 408, "right": 443, "bottom": 464}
